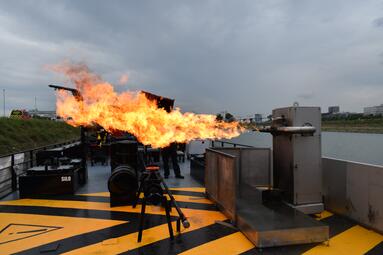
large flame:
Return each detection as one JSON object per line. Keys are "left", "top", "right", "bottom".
{"left": 49, "top": 61, "right": 243, "bottom": 148}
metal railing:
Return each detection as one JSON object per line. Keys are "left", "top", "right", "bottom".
{"left": 322, "top": 157, "right": 383, "bottom": 234}
{"left": 211, "top": 140, "right": 253, "bottom": 148}
{"left": 205, "top": 148, "right": 238, "bottom": 221}
{"left": 0, "top": 139, "right": 80, "bottom": 199}
{"left": 205, "top": 146, "right": 272, "bottom": 223}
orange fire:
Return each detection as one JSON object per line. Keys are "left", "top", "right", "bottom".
{"left": 49, "top": 61, "right": 243, "bottom": 148}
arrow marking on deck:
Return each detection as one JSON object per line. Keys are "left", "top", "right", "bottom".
{"left": 0, "top": 223, "right": 62, "bottom": 245}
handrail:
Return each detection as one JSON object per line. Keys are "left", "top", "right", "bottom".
{"left": 0, "top": 139, "right": 80, "bottom": 158}
{"left": 0, "top": 138, "right": 80, "bottom": 199}
{"left": 206, "top": 148, "right": 237, "bottom": 158}
{"left": 323, "top": 156, "right": 383, "bottom": 169}
{"left": 211, "top": 140, "right": 253, "bottom": 148}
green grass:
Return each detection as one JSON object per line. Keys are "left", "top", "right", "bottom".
{"left": 0, "top": 118, "right": 80, "bottom": 156}
{"left": 322, "top": 118, "right": 383, "bottom": 133}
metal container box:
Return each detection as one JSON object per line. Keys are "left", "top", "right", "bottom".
{"left": 272, "top": 106, "right": 323, "bottom": 212}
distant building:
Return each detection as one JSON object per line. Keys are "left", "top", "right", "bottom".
{"left": 254, "top": 114, "right": 263, "bottom": 124}
{"left": 328, "top": 106, "right": 340, "bottom": 114}
{"left": 239, "top": 118, "right": 251, "bottom": 123}
{"left": 364, "top": 104, "right": 383, "bottom": 116}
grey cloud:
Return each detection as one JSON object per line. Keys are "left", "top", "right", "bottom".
{"left": 379, "top": 52, "right": 383, "bottom": 65}
{"left": 298, "top": 93, "right": 315, "bottom": 100}
{"left": 373, "top": 17, "right": 383, "bottom": 27}
{"left": 0, "top": 0, "right": 383, "bottom": 116}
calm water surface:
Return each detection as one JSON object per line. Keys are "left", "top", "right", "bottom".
{"left": 226, "top": 131, "right": 383, "bottom": 166}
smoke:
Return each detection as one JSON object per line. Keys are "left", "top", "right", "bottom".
{"left": 118, "top": 74, "right": 129, "bottom": 85}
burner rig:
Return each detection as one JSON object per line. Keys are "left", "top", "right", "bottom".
{"left": 258, "top": 106, "right": 323, "bottom": 214}
{"left": 205, "top": 106, "right": 328, "bottom": 248}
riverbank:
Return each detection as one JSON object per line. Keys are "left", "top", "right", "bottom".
{"left": 0, "top": 118, "right": 80, "bottom": 155}
{"left": 243, "top": 118, "right": 383, "bottom": 134}
{"left": 322, "top": 119, "right": 383, "bottom": 134}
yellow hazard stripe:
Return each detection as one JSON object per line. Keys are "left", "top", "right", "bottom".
{"left": 0, "top": 199, "right": 178, "bottom": 216}
{"left": 170, "top": 187, "right": 206, "bottom": 193}
{"left": 79, "top": 192, "right": 213, "bottom": 204}
{"left": 0, "top": 213, "right": 125, "bottom": 255}
{"left": 62, "top": 209, "right": 227, "bottom": 255}
{"left": 78, "top": 192, "right": 109, "bottom": 197}
{"left": 303, "top": 225, "right": 383, "bottom": 255}
{"left": 81, "top": 187, "right": 206, "bottom": 194}
{"left": 179, "top": 232, "right": 254, "bottom": 255}
{"left": 315, "top": 210, "right": 333, "bottom": 221}
{"left": 0, "top": 198, "right": 219, "bottom": 219}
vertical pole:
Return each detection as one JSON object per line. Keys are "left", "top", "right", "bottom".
{"left": 11, "top": 154, "right": 17, "bottom": 191}
{"left": 3, "top": 89, "right": 5, "bottom": 117}
{"left": 80, "top": 126, "right": 87, "bottom": 183}
{"left": 30, "top": 150, "right": 34, "bottom": 168}
{"left": 269, "top": 148, "right": 272, "bottom": 189}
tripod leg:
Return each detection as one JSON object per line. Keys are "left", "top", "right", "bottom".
{"left": 133, "top": 183, "right": 142, "bottom": 208}
{"left": 177, "top": 218, "right": 181, "bottom": 233}
{"left": 137, "top": 198, "right": 146, "bottom": 242}
{"left": 167, "top": 195, "right": 173, "bottom": 213}
{"left": 164, "top": 197, "right": 174, "bottom": 240}
{"left": 133, "top": 174, "right": 146, "bottom": 208}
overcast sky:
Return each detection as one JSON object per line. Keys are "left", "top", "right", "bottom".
{"left": 1, "top": 0, "right": 383, "bottom": 117}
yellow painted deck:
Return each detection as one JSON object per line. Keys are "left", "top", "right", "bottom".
{"left": 0, "top": 164, "right": 382, "bottom": 255}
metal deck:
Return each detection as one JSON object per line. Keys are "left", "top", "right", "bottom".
{"left": 0, "top": 161, "right": 383, "bottom": 254}
{"left": 236, "top": 198, "right": 329, "bottom": 247}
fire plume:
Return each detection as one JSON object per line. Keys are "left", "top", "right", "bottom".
{"left": 49, "top": 62, "right": 243, "bottom": 148}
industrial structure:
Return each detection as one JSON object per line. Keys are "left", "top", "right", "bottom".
{"left": 328, "top": 106, "right": 340, "bottom": 114}
{"left": 238, "top": 113, "right": 264, "bottom": 124}
{"left": 364, "top": 103, "right": 383, "bottom": 116}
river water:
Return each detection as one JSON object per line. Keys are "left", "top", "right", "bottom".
{"left": 226, "top": 131, "right": 383, "bottom": 166}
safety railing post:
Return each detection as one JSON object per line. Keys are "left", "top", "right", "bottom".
{"left": 11, "top": 154, "right": 17, "bottom": 191}
{"left": 30, "top": 150, "right": 33, "bottom": 167}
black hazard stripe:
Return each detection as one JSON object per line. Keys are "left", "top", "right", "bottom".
{"left": 121, "top": 220, "right": 237, "bottom": 255}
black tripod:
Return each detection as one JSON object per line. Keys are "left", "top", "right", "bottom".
{"left": 133, "top": 165, "right": 189, "bottom": 242}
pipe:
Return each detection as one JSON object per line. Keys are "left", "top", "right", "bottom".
{"left": 257, "top": 126, "right": 316, "bottom": 134}
{"left": 48, "top": 84, "right": 83, "bottom": 101}
{"left": 275, "top": 126, "right": 316, "bottom": 133}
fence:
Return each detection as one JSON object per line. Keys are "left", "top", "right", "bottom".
{"left": 205, "top": 151, "right": 383, "bottom": 233}
{"left": 322, "top": 157, "right": 383, "bottom": 233}
{"left": 205, "top": 147, "right": 272, "bottom": 223}
{"left": 0, "top": 139, "right": 80, "bottom": 199}
{"left": 211, "top": 140, "right": 253, "bottom": 148}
